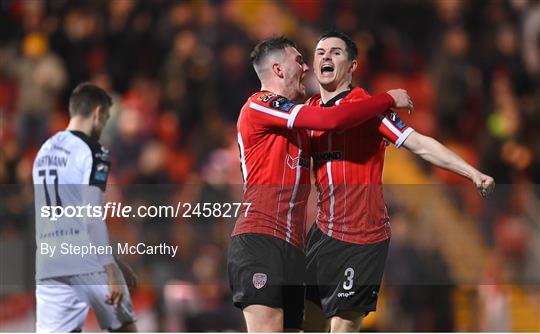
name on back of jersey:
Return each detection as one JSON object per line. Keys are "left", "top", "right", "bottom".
{"left": 35, "top": 155, "right": 68, "bottom": 168}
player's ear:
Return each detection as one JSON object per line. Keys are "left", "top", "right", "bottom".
{"left": 93, "top": 105, "right": 106, "bottom": 123}
{"left": 350, "top": 59, "right": 358, "bottom": 73}
{"left": 272, "top": 63, "right": 284, "bottom": 78}
{"left": 93, "top": 106, "right": 102, "bottom": 120}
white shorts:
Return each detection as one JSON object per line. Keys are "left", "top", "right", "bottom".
{"left": 36, "top": 271, "right": 136, "bottom": 332}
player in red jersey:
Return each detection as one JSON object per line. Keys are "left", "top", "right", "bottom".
{"left": 303, "top": 31, "right": 496, "bottom": 332}
{"left": 228, "top": 36, "right": 413, "bottom": 332}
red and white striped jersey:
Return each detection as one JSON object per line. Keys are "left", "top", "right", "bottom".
{"left": 233, "top": 91, "right": 311, "bottom": 249}
{"left": 308, "top": 87, "right": 415, "bottom": 244}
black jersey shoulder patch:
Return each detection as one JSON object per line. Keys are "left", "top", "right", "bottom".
{"left": 386, "top": 111, "right": 407, "bottom": 130}
{"left": 70, "top": 131, "right": 111, "bottom": 191}
{"left": 269, "top": 96, "right": 295, "bottom": 112}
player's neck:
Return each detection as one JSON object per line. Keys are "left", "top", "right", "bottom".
{"left": 260, "top": 84, "right": 296, "bottom": 101}
{"left": 66, "top": 118, "right": 93, "bottom": 138}
{"left": 320, "top": 81, "right": 351, "bottom": 104}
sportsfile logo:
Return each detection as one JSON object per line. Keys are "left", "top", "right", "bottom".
{"left": 337, "top": 291, "right": 355, "bottom": 298}
{"left": 40, "top": 201, "right": 252, "bottom": 221}
{"left": 286, "top": 155, "right": 310, "bottom": 169}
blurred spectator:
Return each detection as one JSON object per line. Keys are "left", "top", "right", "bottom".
{"left": 50, "top": 6, "right": 98, "bottom": 97}
{"left": 477, "top": 253, "right": 510, "bottom": 332}
{"left": 91, "top": 72, "right": 122, "bottom": 147}
{"left": 432, "top": 26, "right": 480, "bottom": 140}
{"left": 13, "top": 32, "right": 66, "bottom": 150}
{"left": 109, "top": 104, "right": 146, "bottom": 182}
{"left": 521, "top": 1, "right": 540, "bottom": 80}
{"left": 160, "top": 29, "right": 214, "bottom": 139}
{"left": 385, "top": 212, "right": 454, "bottom": 332}
{"left": 491, "top": 25, "right": 532, "bottom": 96}
{"left": 134, "top": 140, "right": 171, "bottom": 184}
{"left": 163, "top": 244, "right": 244, "bottom": 332}
{"left": 154, "top": 1, "right": 195, "bottom": 51}
{"left": 215, "top": 42, "right": 257, "bottom": 122}
{"left": 105, "top": 0, "right": 157, "bottom": 91}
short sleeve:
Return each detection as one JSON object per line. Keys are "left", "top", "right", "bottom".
{"left": 378, "top": 111, "right": 415, "bottom": 148}
{"left": 248, "top": 93, "right": 303, "bottom": 129}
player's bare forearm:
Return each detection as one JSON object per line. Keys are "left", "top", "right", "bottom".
{"left": 402, "top": 131, "right": 495, "bottom": 196}
{"left": 105, "top": 262, "right": 125, "bottom": 306}
{"left": 115, "top": 256, "right": 138, "bottom": 290}
{"left": 105, "top": 262, "right": 121, "bottom": 283}
{"left": 403, "top": 132, "right": 474, "bottom": 178}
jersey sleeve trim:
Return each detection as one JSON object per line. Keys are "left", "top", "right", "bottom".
{"left": 395, "top": 127, "right": 415, "bottom": 148}
{"left": 237, "top": 132, "right": 248, "bottom": 182}
{"left": 287, "top": 104, "right": 304, "bottom": 129}
{"left": 249, "top": 101, "right": 291, "bottom": 120}
{"left": 381, "top": 117, "right": 402, "bottom": 137}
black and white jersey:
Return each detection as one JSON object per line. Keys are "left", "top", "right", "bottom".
{"left": 33, "top": 130, "right": 113, "bottom": 280}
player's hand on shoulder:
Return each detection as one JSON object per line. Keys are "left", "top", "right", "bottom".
{"left": 386, "top": 89, "right": 413, "bottom": 114}
{"left": 472, "top": 172, "right": 495, "bottom": 197}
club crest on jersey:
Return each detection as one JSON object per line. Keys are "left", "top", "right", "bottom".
{"left": 286, "top": 155, "right": 310, "bottom": 169}
{"left": 253, "top": 273, "right": 267, "bottom": 289}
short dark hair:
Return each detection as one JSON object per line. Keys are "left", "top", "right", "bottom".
{"left": 318, "top": 30, "right": 358, "bottom": 61}
{"left": 69, "top": 82, "right": 112, "bottom": 117}
{"left": 250, "top": 36, "right": 297, "bottom": 67}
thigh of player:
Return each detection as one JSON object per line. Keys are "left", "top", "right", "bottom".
{"left": 304, "top": 224, "right": 330, "bottom": 331}
{"left": 315, "top": 234, "right": 390, "bottom": 318}
{"left": 283, "top": 241, "right": 306, "bottom": 331}
{"left": 70, "top": 271, "right": 136, "bottom": 331}
{"left": 227, "top": 233, "right": 305, "bottom": 330}
{"left": 36, "top": 277, "right": 89, "bottom": 332}
{"left": 305, "top": 222, "right": 325, "bottom": 300}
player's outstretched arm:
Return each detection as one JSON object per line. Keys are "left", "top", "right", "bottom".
{"left": 291, "top": 89, "right": 413, "bottom": 131}
{"left": 402, "top": 131, "right": 495, "bottom": 196}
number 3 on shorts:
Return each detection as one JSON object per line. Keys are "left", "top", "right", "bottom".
{"left": 343, "top": 267, "right": 354, "bottom": 290}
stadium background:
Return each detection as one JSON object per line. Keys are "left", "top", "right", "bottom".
{"left": 0, "top": 0, "right": 539, "bottom": 331}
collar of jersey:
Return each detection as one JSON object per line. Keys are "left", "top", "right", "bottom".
{"left": 321, "top": 85, "right": 354, "bottom": 107}
{"left": 69, "top": 130, "right": 99, "bottom": 146}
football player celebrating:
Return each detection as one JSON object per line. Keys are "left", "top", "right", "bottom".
{"left": 229, "top": 36, "right": 413, "bottom": 332}
{"left": 303, "top": 30, "right": 495, "bottom": 332}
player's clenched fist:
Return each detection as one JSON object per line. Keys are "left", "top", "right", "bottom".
{"left": 472, "top": 172, "right": 495, "bottom": 197}
{"left": 386, "top": 89, "right": 414, "bottom": 113}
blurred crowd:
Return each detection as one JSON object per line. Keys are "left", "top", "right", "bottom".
{"left": 0, "top": 0, "right": 539, "bottom": 331}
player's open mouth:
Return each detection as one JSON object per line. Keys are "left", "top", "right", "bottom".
{"left": 321, "top": 64, "right": 334, "bottom": 74}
